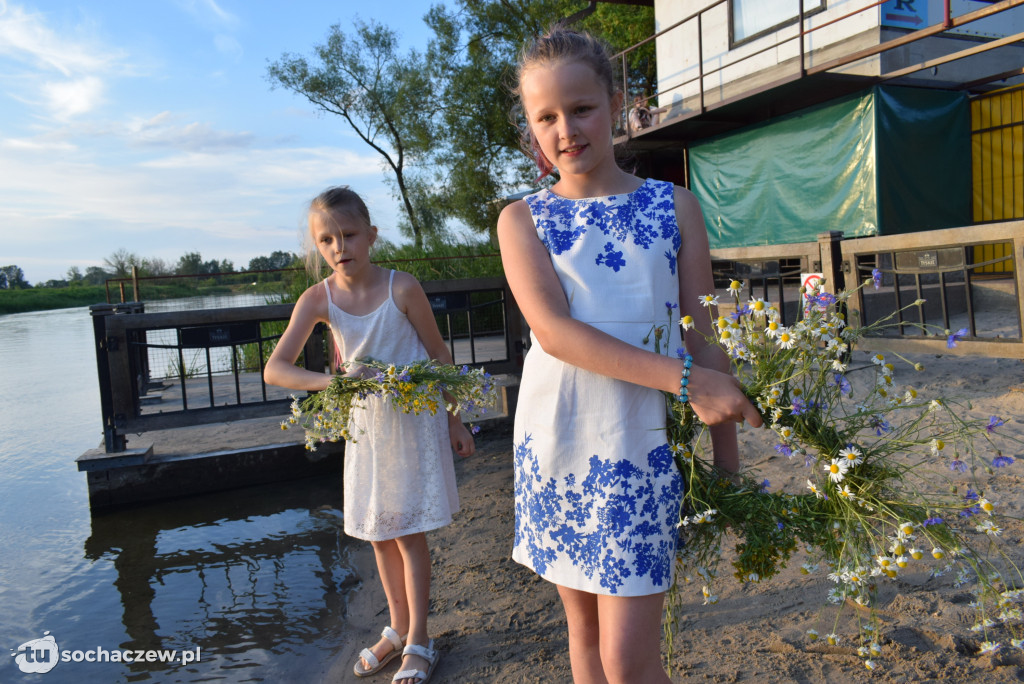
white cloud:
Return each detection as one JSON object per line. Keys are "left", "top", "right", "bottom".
{"left": 0, "top": 3, "right": 126, "bottom": 120}
{"left": 175, "top": 0, "right": 239, "bottom": 31}
{"left": 41, "top": 75, "right": 104, "bottom": 119}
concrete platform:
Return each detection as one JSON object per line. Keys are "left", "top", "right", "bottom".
{"left": 77, "top": 374, "right": 516, "bottom": 511}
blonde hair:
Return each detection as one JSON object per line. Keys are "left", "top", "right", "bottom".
{"left": 511, "top": 26, "right": 617, "bottom": 180}
{"left": 303, "top": 186, "right": 373, "bottom": 277}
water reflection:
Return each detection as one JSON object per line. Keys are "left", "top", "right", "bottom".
{"left": 81, "top": 476, "right": 352, "bottom": 682}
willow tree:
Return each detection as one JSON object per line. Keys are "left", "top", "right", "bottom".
{"left": 268, "top": 20, "right": 440, "bottom": 248}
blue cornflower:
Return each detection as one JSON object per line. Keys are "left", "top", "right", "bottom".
{"left": 964, "top": 488, "right": 979, "bottom": 501}
{"left": 776, "top": 521, "right": 785, "bottom": 531}
{"left": 946, "top": 327, "right": 969, "bottom": 348}
{"left": 960, "top": 505, "right": 980, "bottom": 518}
{"left": 731, "top": 305, "right": 752, "bottom": 320}
{"left": 471, "top": 425, "right": 481, "bottom": 435}
{"left": 459, "top": 365, "right": 470, "bottom": 375}
{"left": 993, "top": 455, "right": 1015, "bottom": 468}
{"left": 871, "top": 268, "right": 882, "bottom": 289}
{"left": 666, "top": 301, "right": 678, "bottom": 311}
{"left": 833, "top": 373, "right": 851, "bottom": 395}
{"left": 987, "top": 416, "right": 1006, "bottom": 433}
{"left": 775, "top": 444, "right": 793, "bottom": 458}
{"left": 922, "top": 516, "right": 944, "bottom": 526}
{"left": 791, "top": 398, "right": 808, "bottom": 415}
{"left": 675, "top": 347, "right": 688, "bottom": 358}
{"left": 759, "top": 479, "right": 771, "bottom": 493}
{"left": 869, "top": 415, "right": 893, "bottom": 436}
{"left": 815, "top": 292, "right": 837, "bottom": 308}
{"left": 949, "top": 458, "right": 967, "bottom": 473}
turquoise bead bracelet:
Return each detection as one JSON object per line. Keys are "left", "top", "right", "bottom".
{"left": 678, "top": 353, "right": 693, "bottom": 403}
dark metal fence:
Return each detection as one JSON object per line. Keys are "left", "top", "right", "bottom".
{"left": 89, "top": 277, "right": 525, "bottom": 454}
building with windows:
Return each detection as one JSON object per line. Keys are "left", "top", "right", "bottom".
{"left": 616, "top": 1, "right": 1024, "bottom": 251}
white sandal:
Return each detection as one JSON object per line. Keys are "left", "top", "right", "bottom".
{"left": 392, "top": 639, "right": 439, "bottom": 684}
{"left": 353, "top": 626, "right": 406, "bottom": 677}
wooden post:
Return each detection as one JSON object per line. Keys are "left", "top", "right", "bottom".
{"left": 132, "top": 265, "right": 140, "bottom": 302}
{"left": 817, "top": 230, "right": 845, "bottom": 294}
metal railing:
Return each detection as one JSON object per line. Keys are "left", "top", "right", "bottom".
{"left": 707, "top": 223, "right": 1023, "bottom": 359}
{"left": 89, "top": 278, "right": 524, "bottom": 453}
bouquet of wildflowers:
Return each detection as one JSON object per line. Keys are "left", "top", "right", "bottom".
{"left": 282, "top": 359, "right": 496, "bottom": 449}
{"left": 661, "top": 274, "right": 1021, "bottom": 670}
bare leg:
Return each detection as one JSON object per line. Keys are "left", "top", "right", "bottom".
{"left": 394, "top": 532, "right": 432, "bottom": 684}
{"left": 359, "top": 539, "right": 409, "bottom": 669}
{"left": 557, "top": 584, "right": 609, "bottom": 684}
{"left": 596, "top": 592, "right": 671, "bottom": 684}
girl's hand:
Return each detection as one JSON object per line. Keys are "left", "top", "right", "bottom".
{"left": 448, "top": 420, "right": 475, "bottom": 458}
{"left": 688, "top": 366, "right": 763, "bottom": 427}
{"left": 340, "top": 362, "right": 374, "bottom": 380}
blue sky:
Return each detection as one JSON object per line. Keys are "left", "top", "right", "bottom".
{"left": 0, "top": 0, "right": 440, "bottom": 284}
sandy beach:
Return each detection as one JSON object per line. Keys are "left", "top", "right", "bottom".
{"left": 321, "top": 350, "right": 1024, "bottom": 683}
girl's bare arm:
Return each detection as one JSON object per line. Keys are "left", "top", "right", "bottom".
{"left": 263, "top": 285, "right": 332, "bottom": 392}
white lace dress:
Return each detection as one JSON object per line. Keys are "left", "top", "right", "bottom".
{"left": 325, "top": 271, "right": 459, "bottom": 541}
{"left": 511, "top": 178, "right": 685, "bottom": 596}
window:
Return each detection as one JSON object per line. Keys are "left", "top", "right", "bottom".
{"left": 731, "top": 0, "right": 826, "bottom": 44}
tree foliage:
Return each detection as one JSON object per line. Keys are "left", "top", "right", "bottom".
{"left": 0, "top": 265, "right": 29, "bottom": 289}
{"left": 267, "top": 20, "right": 440, "bottom": 248}
{"left": 423, "top": 0, "right": 655, "bottom": 235}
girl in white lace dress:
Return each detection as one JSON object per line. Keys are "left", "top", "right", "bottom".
{"left": 265, "top": 187, "right": 473, "bottom": 684}
{"left": 497, "top": 28, "right": 762, "bottom": 683}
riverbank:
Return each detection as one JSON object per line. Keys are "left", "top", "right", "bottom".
{"left": 320, "top": 351, "right": 1024, "bottom": 682}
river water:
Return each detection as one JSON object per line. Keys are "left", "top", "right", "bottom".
{"left": 0, "top": 301, "right": 355, "bottom": 683}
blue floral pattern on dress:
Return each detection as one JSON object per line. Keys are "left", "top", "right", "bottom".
{"left": 524, "top": 179, "right": 679, "bottom": 266}
{"left": 595, "top": 242, "right": 626, "bottom": 271}
{"left": 513, "top": 434, "right": 683, "bottom": 595}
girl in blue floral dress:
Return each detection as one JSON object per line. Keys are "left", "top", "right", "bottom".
{"left": 497, "top": 27, "right": 762, "bottom": 683}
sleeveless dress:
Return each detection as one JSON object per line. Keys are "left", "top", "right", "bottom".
{"left": 325, "top": 270, "right": 459, "bottom": 541}
{"left": 511, "top": 178, "right": 685, "bottom": 596}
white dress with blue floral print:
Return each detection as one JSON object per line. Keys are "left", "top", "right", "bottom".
{"left": 512, "top": 178, "right": 685, "bottom": 596}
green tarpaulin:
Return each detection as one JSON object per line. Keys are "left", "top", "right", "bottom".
{"left": 688, "top": 85, "right": 970, "bottom": 249}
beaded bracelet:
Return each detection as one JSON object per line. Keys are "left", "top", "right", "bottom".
{"left": 678, "top": 352, "right": 693, "bottom": 403}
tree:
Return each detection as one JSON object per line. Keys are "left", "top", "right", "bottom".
{"left": 268, "top": 20, "right": 441, "bottom": 248}
{"left": 103, "top": 248, "right": 142, "bottom": 279}
{"left": 0, "top": 265, "right": 29, "bottom": 289}
{"left": 422, "top": 1, "right": 654, "bottom": 236}
{"left": 176, "top": 252, "right": 205, "bottom": 276}
{"left": 66, "top": 266, "right": 83, "bottom": 284}
{"left": 83, "top": 266, "right": 109, "bottom": 285}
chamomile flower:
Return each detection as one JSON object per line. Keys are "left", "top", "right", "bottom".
{"left": 896, "top": 555, "right": 909, "bottom": 568}
{"left": 930, "top": 438, "right": 946, "bottom": 456}
{"left": 977, "top": 519, "right": 1003, "bottom": 537}
{"left": 839, "top": 445, "right": 863, "bottom": 466}
{"left": 806, "top": 629, "right": 819, "bottom": 642}
{"left": 1012, "top": 638, "right": 1024, "bottom": 650}
{"left": 800, "top": 562, "right": 818, "bottom": 575}
{"left": 807, "top": 479, "right": 826, "bottom": 499}
{"left": 680, "top": 315, "right": 694, "bottom": 330}
{"left": 825, "top": 458, "right": 849, "bottom": 483}
{"left": 978, "top": 497, "right": 996, "bottom": 514}
{"left": 897, "top": 521, "right": 915, "bottom": 537}
{"left": 765, "top": 319, "right": 782, "bottom": 337}
{"left": 871, "top": 353, "right": 886, "bottom": 365}
{"left": 699, "top": 294, "right": 719, "bottom": 308}
{"left": 979, "top": 641, "right": 1002, "bottom": 655}
{"left": 749, "top": 298, "right": 768, "bottom": 315}
{"left": 728, "top": 280, "right": 743, "bottom": 295}
{"left": 777, "top": 329, "right": 796, "bottom": 349}
{"left": 864, "top": 660, "right": 877, "bottom": 671}
{"left": 826, "top": 633, "right": 840, "bottom": 646}
{"left": 932, "top": 547, "right": 946, "bottom": 560}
